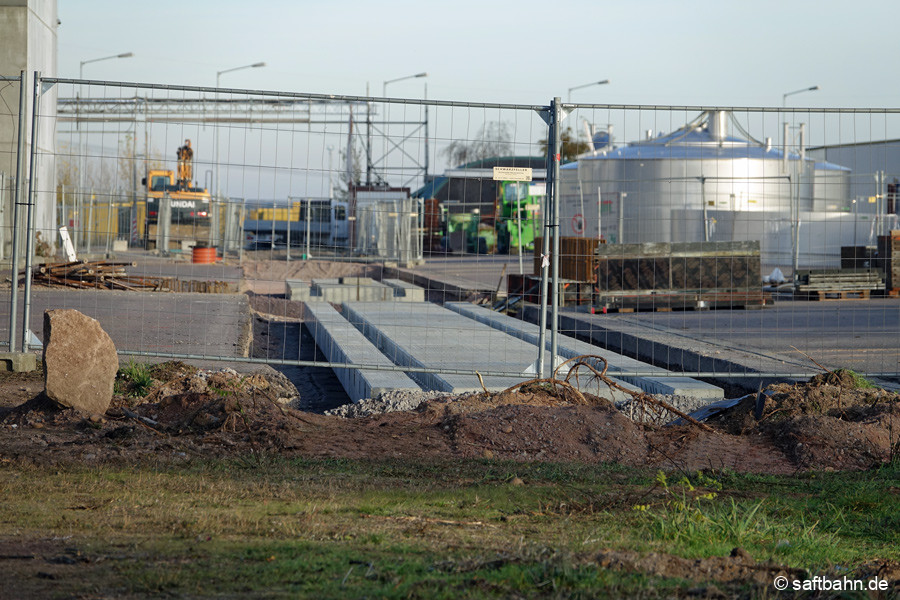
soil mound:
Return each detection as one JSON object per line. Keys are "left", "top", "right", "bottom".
{"left": 1, "top": 363, "right": 899, "bottom": 474}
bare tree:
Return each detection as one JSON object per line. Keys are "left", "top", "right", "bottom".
{"left": 442, "top": 121, "right": 514, "bottom": 167}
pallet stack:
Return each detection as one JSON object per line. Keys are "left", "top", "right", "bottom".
{"left": 794, "top": 269, "right": 883, "bottom": 300}
{"left": 876, "top": 230, "right": 900, "bottom": 294}
{"left": 593, "top": 241, "right": 764, "bottom": 312}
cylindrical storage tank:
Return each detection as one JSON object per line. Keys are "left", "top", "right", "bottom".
{"left": 192, "top": 245, "right": 217, "bottom": 264}
{"left": 558, "top": 111, "right": 851, "bottom": 270}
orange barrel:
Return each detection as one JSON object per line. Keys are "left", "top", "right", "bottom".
{"left": 192, "top": 246, "right": 217, "bottom": 264}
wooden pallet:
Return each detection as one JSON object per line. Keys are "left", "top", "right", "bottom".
{"left": 595, "top": 291, "right": 768, "bottom": 313}
{"left": 795, "top": 289, "right": 871, "bottom": 301}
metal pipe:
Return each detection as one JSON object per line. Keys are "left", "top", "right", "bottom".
{"left": 536, "top": 109, "right": 552, "bottom": 378}
{"left": 306, "top": 198, "right": 312, "bottom": 259}
{"left": 550, "top": 97, "right": 563, "bottom": 370}
{"left": 285, "top": 199, "right": 292, "bottom": 261}
{"left": 86, "top": 186, "right": 94, "bottom": 251}
{"left": 21, "top": 71, "right": 41, "bottom": 351}
{"left": 701, "top": 177, "right": 709, "bottom": 241}
{"left": 782, "top": 122, "right": 789, "bottom": 173}
{"left": 112, "top": 348, "right": 872, "bottom": 380}
{"left": 8, "top": 71, "right": 26, "bottom": 352}
{"left": 104, "top": 191, "right": 113, "bottom": 255}
{"left": 0, "top": 172, "right": 5, "bottom": 262}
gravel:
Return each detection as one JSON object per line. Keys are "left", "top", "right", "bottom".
{"left": 325, "top": 389, "right": 455, "bottom": 418}
{"left": 615, "top": 395, "right": 722, "bottom": 425}
{"left": 325, "top": 389, "right": 722, "bottom": 424}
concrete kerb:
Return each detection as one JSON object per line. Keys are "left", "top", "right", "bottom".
{"left": 446, "top": 302, "right": 722, "bottom": 399}
{"left": 286, "top": 278, "right": 425, "bottom": 303}
{"left": 382, "top": 278, "right": 426, "bottom": 302}
{"left": 0, "top": 352, "right": 37, "bottom": 372}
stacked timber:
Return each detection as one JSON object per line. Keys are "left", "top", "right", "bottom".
{"left": 794, "top": 269, "right": 883, "bottom": 300}
{"left": 876, "top": 231, "right": 900, "bottom": 292}
{"left": 593, "top": 241, "right": 764, "bottom": 311}
{"left": 533, "top": 237, "right": 603, "bottom": 281}
{"left": 28, "top": 260, "right": 234, "bottom": 293}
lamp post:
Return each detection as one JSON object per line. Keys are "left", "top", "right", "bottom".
{"left": 382, "top": 72, "right": 428, "bottom": 97}
{"left": 375, "top": 72, "right": 428, "bottom": 186}
{"left": 214, "top": 62, "right": 266, "bottom": 201}
{"left": 782, "top": 85, "right": 819, "bottom": 108}
{"left": 78, "top": 52, "right": 133, "bottom": 251}
{"left": 567, "top": 79, "right": 610, "bottom": 103}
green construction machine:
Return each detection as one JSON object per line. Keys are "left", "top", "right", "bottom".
{"left": 495, "top": 181, "right": 544, "bottom": 254}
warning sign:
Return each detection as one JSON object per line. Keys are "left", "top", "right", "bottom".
{"left": 571, "top": 214, "right": 584, "bottom": 235}
{"left": 492, "top": 167, "right": 533, "bottom": 182}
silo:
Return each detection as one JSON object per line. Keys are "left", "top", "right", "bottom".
{"left": 560, "top": 111, "right": 855, "bottom": 270}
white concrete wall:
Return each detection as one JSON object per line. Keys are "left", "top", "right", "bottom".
{"left": 0, "top": 0, "right": 57, "bottom": 261}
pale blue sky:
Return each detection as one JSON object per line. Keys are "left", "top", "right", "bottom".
{"left": 57, "top": 0, "right": 900, "bottom": 108}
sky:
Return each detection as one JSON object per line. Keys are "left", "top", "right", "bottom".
{"left": 57, "top": 0, "right": 900, "bottom": 109}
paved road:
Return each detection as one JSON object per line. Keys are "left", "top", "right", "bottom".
{"left": 578, "top": 298, "right": 900, "bottom": 376}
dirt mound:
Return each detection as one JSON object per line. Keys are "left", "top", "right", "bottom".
{"left": 443, "top": 402, "right": 648, "bottom": 464}
{"left": 1, "top": 362, "right": 899, "bottom": 474}
{"left": 708, "top": 373, "right": 900, "bottom": 471}
{"left": 240, "top": 258, "right": 382, "bottom": 294}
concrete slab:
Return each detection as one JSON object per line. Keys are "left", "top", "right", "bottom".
{"left": 285, "top": 279, "right": 311, "bottom": 301}
{"left": 383, "top": 279, "right": 426, "bottom": 302}
{"left": 304, "top": 302, "right": 420, "bottom": 402}
{"left": 342, "top": 302, "right": 542, "bottom": 393}
{"left": 0, "top": 352, "right": 37, "bottom": 372}
{"left": 446, "top": 303, "right": 722, "bottom": 399}
{"left": 341, "top": 302, "right": 638, "bottom": 401}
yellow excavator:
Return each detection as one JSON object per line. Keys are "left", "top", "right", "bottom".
{"left": 143, "top": 139, "right": 211, "bottom": 225}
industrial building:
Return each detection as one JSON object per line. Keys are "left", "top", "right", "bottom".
{"left": 559, "top": 110, "right": 870, "bottom": 271}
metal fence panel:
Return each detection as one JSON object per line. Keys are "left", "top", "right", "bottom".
{"left": 4, "top": 76, "right": 899, "bottom": 410}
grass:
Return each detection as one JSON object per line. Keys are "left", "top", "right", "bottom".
{"left": 2, "top": 457, "right": 899, "bottom": 598}
{"left": 115, "top": 359, "right": 154, "bottom": 398}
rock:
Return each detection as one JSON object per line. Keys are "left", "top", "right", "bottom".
{"left": 510, "top": 476, "right": 525, "bottom": 486}
{"left": 482, "top": 449, "right": 494, "bottom": 459}
{"left": 43, "top": 309, "right": 118, "bottom": 416}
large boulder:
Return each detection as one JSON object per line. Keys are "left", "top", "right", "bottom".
{"left": 43, "top": 309, "right": 118, "bottom": 415}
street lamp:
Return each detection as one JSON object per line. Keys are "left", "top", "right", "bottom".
{"left": 216, "top": 61, "right": 266, "bottom": 88}
{"left": 79, "top": 52, "right": 134, "bottom": 79}
{"left": 215, "top": 62, "right": 266, "bottom": 202}
{"left": 78, "top": 52, "right": 133, "bottom": 251}
{"left": 383, "top": 72, "right": 428, "bottom": 97}
{"left": 783, "top": 85, "right": 819, "bottom": 108}
{"left": 568, "top": 79, "right": 610, "bottom": 103}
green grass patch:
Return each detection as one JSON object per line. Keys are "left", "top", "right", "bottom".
{"left": 115, "top": 359, "right": 154, "bottom": 398}
{"left": 2, "top": 457, "right": 899, "bottom": 597}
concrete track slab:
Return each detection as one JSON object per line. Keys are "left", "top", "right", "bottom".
{"left": 446, "top": 303, "right": 722, "bottom": 399}
{"left": 304, "top": 302, "right": 420, "bottom": 402}
{"left": 342, "top": 302, "right": 551, "bottom": 393}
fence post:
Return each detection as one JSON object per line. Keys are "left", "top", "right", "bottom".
{"left": 549, "top": 97, "right": 562, "bottom": 373}
{"left": 21, "top": 71, "right": 42, "bottom": 351}
{"left": 536, "top": 102, "right": 554, "bottom": 378}
{"left": 7, "top": 70, "right": 26, "bottom": 352}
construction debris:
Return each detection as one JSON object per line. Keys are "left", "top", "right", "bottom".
{"left": 28, "top": 260, "right": 234, "bottom": 293}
